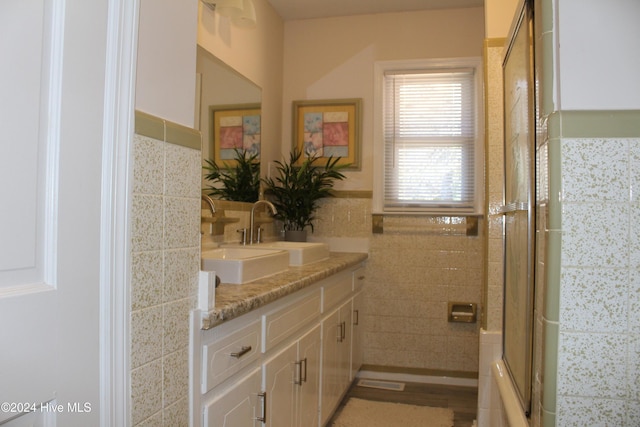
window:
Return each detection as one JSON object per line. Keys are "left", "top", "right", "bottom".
{"left": 373, "top": 58, "right": 483, "bottom": 215}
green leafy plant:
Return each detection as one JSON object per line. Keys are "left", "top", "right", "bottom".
{"left": 203, "top": 148, "right": 260, "bottom": 203}
{"left": 263, "top": 148, "right": 348, "bottom": 232}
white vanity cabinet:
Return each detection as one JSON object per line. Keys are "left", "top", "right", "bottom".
{"left": 320, "top": 299, "right": 352, "bottom": 425}
{"left": 261, "top": 286, "right": 322, "bottom": 427}
{"left": 319, "top": 269, "right": 357, "bottom": 425}
{"left": 262, "top": 324, "right": 321, "bottom": 427}
{"left": 191, "top": 261, "right": 366, "bottom": 427}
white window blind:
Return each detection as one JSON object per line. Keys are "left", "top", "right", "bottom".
{"left": 382, "top": 67, "right": 480, "bottom": 213}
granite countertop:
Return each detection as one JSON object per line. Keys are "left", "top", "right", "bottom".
{"left": 201, "top": 252, "right": 368, "bottom": 330}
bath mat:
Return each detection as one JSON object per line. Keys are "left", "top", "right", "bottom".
{"left": 357, "top": 379, "right": 405, "bottom": 391}
{"left": 331, "top": 398, "right": 454, "bottom": 427}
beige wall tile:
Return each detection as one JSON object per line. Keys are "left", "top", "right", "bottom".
{"left": 163, "top": 297, "right": 192, "bottom": 354}
{"left": 164, "top": 248, "right": 200, "bottom": 303}
{"left": 163, "top": 347, "right": 189, "bottom": 407}
{"left": 131, "top": 359, "right": 163, "bottom": 425}
{"left": 131, "top": 250, "right": 164, "bottom": 311}
{"left": 131, "top": 128, "right": 200, "bottom": 426}
{"left": 131, "top": 305, "right": 163, "bottom": 369}
{"left": 131, "top": 194, "right": 164, "bottom": 251}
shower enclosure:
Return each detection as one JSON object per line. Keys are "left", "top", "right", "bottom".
{"left": 501, "top": 0, "right": 535, "bottom": 417}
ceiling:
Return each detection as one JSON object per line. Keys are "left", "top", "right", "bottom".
{"left": 266, "top": 0, "right": 484, "bottom": 21}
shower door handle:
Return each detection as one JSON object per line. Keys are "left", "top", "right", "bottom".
{"left": 499, "top": 202, "right": 529, "bottom": 214}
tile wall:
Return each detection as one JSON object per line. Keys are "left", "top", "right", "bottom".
{"left": 484, "top": 38, "right": 507, "bottom": 332}
{"left": 130, "top": 113, "right": 201, "bottom": 427}
{"left": 477, "top": 37, "right": 507, "bottom": 427}
{"left": 314, "top": 197, "right": 484, "bottom": 375}
{"left": 551, "top": 132, "right": 640, "bottom": 426}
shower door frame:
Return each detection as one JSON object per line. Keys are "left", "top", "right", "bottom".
{"left": 501, "top": 0, "right": 536, "bottom": 417}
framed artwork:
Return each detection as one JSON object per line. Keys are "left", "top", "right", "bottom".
{"left": 210, "top": 103, "right": 261, "bottom": 167}
{"left": 292, "top": 98, "right": 362, "bottom": 169}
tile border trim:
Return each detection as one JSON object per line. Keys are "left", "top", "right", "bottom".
{"left": 135, "top": 110, "right": 202, "bottom": 150}
{"left": 548, "top": 110, "right": 640, "bottom": 139}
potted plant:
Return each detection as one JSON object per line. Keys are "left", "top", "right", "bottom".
{"left": 263, "top": 148, "right": 348, "bottom": 241}
{"left": 203, "top": 148, "right": 260, "bottom": 203}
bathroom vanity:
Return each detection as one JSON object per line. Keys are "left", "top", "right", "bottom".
{"left": 190, "top": 252, "right": 367, "bottom": 427}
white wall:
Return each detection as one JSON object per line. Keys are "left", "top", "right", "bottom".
{"left": 282, "top": 8, "right": 485, "bottom": 191}
{"left": 136, "top": 0, "right": 198, "bottom": 127}
{"left": 557, "top": 0, "right": 640, "bottom": 110}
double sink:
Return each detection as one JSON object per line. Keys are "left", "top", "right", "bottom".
{"left": 201, "top": 241, "right": 330, "bottom": 284}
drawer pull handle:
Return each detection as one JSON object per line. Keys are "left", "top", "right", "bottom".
{"left": 357, "top": 275, "right": 365, "bottom": 280}
{"left": 342, "top": 321, "right": 347, "bottom": 341}
{"left": 294, "top": 360, "right": 303, "bottom": 385}
{"left": 353, "top": 309, "right": 359, "bottom": 326}
{"left": 302, "top": 357, "right": 308, "bottom": 383}
{"left": 337, "top": 323, "right": 343, "bottom": 343}
{"left": 256, "top": 391, "right": 266, "bottom": 422}
{"left": 294, "top": 357, "right": 308, "bottom": 385}
{"left": 230, "top": 345, "right": 252, "bottom": 359}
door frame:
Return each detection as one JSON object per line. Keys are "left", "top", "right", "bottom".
{"left": 100, "top": 0, "right": 139, "bottom": 425}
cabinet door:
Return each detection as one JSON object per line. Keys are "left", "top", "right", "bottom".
{"left": 351, "top": 291, "right": 364, "bottom": 376}
{"left": 263, "top": 342, "right": 298, "bottom": 427}
{"left": 320, "top": 308, "right": 342, "bottom": 425}
{"left": 297, "top": 325, "right": 321, "bottom": 427}
{"left": 204, "top": 367, "right": 262, "bottom": 427}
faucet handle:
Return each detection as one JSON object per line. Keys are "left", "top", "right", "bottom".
{"left": 256, "top": 226, "right": 263, "bottom": 244}
{"left": 237, "top": 228, "right": 247, "bottom": 245}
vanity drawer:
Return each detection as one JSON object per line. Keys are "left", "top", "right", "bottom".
{"left": 323, "top": 270, "right": 353, "bottom": 312}
{"left": 202, "top": 319, "right": 261, "bottom": 393}
{"left": 262, "top": 288, "right": 321, "bottom": 352}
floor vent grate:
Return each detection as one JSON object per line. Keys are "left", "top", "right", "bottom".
{"left": 357, "top": 379, "right": 406, "bottom": 391}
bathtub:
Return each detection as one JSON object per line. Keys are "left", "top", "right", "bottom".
{"left": 477, "top": 329, "right": 530, "bottom": 427}
{"left": 491, "top": 360, "right": 529, "bottom": 427}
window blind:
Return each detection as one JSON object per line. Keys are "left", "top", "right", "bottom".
{"left": 383, "top": 68, "right": 478, "bottom": 212}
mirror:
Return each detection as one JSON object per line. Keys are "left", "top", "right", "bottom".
{"left": 196, "top": 45, "right": 262, "bottom": 198}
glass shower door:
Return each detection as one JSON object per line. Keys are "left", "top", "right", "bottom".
{"left": 502, "top": 0, "right": 535, "bottom": 416}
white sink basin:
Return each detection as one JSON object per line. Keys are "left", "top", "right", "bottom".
{"left": 201, "top": 247, "right": 289, "bottom": 284}
{"left": 250, "top": 241, "right": 330, "bottom": 266}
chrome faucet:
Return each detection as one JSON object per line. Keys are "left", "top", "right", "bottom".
{"left": 201, "top": 195, "right": 217, "bottom": 235}
{"left": 250, "top": 200, "right": 277, "bottom": 244}
{"left": 201, "top": 195, "right": 216, "bottom": 216}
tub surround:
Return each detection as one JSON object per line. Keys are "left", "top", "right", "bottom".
{"left": 200, "top": 251, "right": 367, "bottom": 329}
